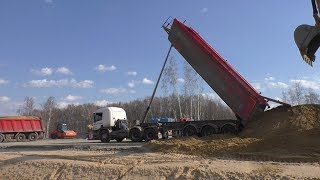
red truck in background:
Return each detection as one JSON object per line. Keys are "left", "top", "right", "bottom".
{"left": 0, "top": 116, "right": 45, "bottom": 143}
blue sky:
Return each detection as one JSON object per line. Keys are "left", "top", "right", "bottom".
{"left": 1, "top": 1, "right": 320, "bottom": 115}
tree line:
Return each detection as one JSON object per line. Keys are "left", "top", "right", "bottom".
{"left": 16, "top": 57, "right": 320, "bottom": 137}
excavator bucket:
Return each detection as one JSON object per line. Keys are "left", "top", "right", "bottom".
{"left": 294, "top": 24, "right": 320, "bottom": 66}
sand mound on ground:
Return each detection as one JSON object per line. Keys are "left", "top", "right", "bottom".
{"left": 148, "top": 104, "right": 320, "bottom": 160}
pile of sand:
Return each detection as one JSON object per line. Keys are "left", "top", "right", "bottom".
{"left": 148, "top": 104, "right": 320, "bottom": 161}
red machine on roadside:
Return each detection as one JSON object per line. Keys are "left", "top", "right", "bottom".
{"left": 50, "top": 123, "right": 77, "bottom": 139}
{"left": 0, "top": 116, "right": 45, "bottom": 142}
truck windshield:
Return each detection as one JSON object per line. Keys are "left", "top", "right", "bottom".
{"left": 94, "top": 113, "right": 103, "bottom": 122}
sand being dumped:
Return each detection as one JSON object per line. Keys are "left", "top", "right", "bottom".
{"left": 148, "top": 104, "right": 320, "bottom": 161}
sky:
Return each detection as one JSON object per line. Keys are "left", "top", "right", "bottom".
{"left": 1, "top": 1, "right": 320, "bottom": 115}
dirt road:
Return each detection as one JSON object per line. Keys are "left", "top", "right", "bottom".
{"left": 0, "top": 139, "right": 320, "bottom": 179}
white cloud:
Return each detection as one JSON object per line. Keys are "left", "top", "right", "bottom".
{"left": 94, "top": 100, "right": 112, "bottom": 107}
{"left": 290, "top": 79, "right": 320, "bottom": 90}
{"left": 100, "top": 88, "right": 135, "bottom": 95}
{"left": 201, "top": 92, "right": 219, "bottom": 100}
{"left": 142, "top": 78, "right": 154, "bottom": 85}
{"left": 264, "top": 76, "right": 275, "bottom": 81}
{"left": 95, "top": 65, "right": 116, "bottom": 72}
{"left": 252, "top": 83, "right": 262, "bottom": 91}
{"left": 177, "top": 78, "right": 185, "bottom": 83}
{"left": 0, "top": 96, "right": 10, "bottom": 102}
{"left": 0, "top": 79, "right": 9, "bottom": 85}
{"left": 0, "top": 100, "right": 21, "bottom": 116}
{"left": 31, "top": 67, "right": 53, "bottom": 76}
{"left": 201, "top": 7, "right": 208, "bottom": 14}
{"left": 268, "top": 82, "right": 289, "bottom": 89}
{"left": 128, "top": 81, "right": 135, "bottom": 88}
{"left": 127, "top": 71, "right": 137, "bottom": 76}
{"left": 57, "top": 101, "right": 80, "bottom": 109}
{"left": 44, "top": 0, "right": 53, "bottom": 3}
{"left": 56, "top": 67, "right": 73, "bottom": 75}
{"left": 25, "top": 79, "right": 94, "bottom": 88}
{"left": 65, "top": 95, "right": 82, "bottom": 102}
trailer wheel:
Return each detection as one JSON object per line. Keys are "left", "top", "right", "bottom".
{"left": 0, "top": 133, "right": 4, "bottom": 143}
{"left": 100, "top": 130, "right": 110, "bottom": 143}
{"left": 50, "top": 133, "right": 57, "bottom": 139}
{"left": 144, "top": 128, "right": 158, "bottom": 142}
{"left": 16, "top": 133, "right": 26, "bottom": 142}
{"left": 183, "top": 125, "right": 198, "bottom": 137}
{"left": 221, "top": 124, "right": 237, "bottom": 134}
{"left": 201, "top": 125, "right": 217, "bottom": 137}
{"left": 129, "top": 128, "right": 143, "bottom": 142}
{"left": 115, "top": 138, "right": 124, "bottom": 142}
{"left": 28, "top": 133, "right": 38, "bottom": 141}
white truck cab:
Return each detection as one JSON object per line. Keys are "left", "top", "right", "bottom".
{"left": 93, "top": 107, "right": 128, "bottom": 143}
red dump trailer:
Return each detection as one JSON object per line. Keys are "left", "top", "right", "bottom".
{"left": 0, "top": 116, "right": 45, "bottom": 142}
{"left": 163, "top": 18, "right": 269, "bottom": 124}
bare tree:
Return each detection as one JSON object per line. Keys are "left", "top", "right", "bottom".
{"left": 304, "top": 88, "right": 320, "bottom": 104}
{"left": 42, "top": 97, "right": 56, "bottom": 138}
{"left": 282, "top": 82, "right": 320, "bottom": 105}
{"left": 17, "top": 96, "right": 35, "bottom": 116}
{"left": 162, "top": 56, "right": 182, "bottom": 118}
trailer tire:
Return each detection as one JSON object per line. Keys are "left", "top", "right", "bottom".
{"left": 183, "top": 124, "right": 198, "bottom": 137}
{"left": 129, "top": 128, "right": 143, "bottom": 142}
{"left": 50, "top": 133, "right": 57, "bottom": 139}
{"left": 16, "top": 133, "right": 26, "bottom": 142}
{"left": 144, "top": 127, "right": 158, "bottom": 142}
{"left": 115, "top": 138, "right": 124, "bottom": 142}
{"left": 100, "top": 130, "right": 110, "bottom": 143}
{"left": 0, "top": 133, "right": 4, "bottom": 143}
{"left": 221, "top": 124, "right": 237, "bottom": 134}
{"left": 28, "top": 133, "right": 38, "bottom": 141}
{"left": 201, "top": 124, "right": 217, "bottom": 137}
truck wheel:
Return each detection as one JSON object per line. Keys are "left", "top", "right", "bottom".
{"left": 221, "top": 124, "right": 237, "bottom": 134}
{"left": 115, "top": 138, "right": 124, "bottom": 142}
{"left": 50, "top": 133, "right": 57, "bottom": 139}
{"left": 0, "top": 133, "right": 4, "bottom": 143}
{"left": 16, "top": 133, "right": 26, "bottom": 142}
{"left": 183, "top": 125, "right": 198, "bottom": 137}
{"left": 129, "top": 128, "right": 143, "bottom": 142}
{"left": 144, "top": 128, "right": 158, "bottom": 142}
{"left": 100, "top": 130, "right": 110, "bottom": 143}
{"left": 201, "top": 125, "right": 217, "bottom": 137}
{"left": 28, "top": 133, "right": 38, "bottom": 141}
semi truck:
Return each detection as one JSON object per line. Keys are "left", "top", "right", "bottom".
{"left": 0, "top": 116, "right": 45, "bottom": 142}
{"left": 92, "top": 107, "right": 128, "bottom": 143}
{"left": 94, "top": 18, "right": 289, "bottom": 143}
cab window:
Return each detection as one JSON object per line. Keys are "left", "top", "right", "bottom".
{"left": 94, "top": 113, "right": 103, "bottom": 122}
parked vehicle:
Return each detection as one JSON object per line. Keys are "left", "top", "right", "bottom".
{"left": 92, "top": 107, "right": 128, "bottom": 143}
{"left": 0, "top": 116, "right": 45, "bottom": 142}
{"left": 50, "top": 123, "right": 77, "bottom": 139}
{"left": 95, "top": 18, "right": 290, "bottom": 143}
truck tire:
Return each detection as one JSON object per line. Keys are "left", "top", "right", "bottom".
{"left": 0, "top": 133, "right": 4, "bottom": 143}
{"left": 16, "top": 133, "right": 26, "bottom": 142}
{"left": 50, "top": 133, "right": 57, "bottom": 139}
{"left": 115, "top": 138, "right": 124, "bottom": 142}
{"left": 221, "top": 124, "right": 237, "bottom": 134}
{"left": 100, "top": 130, "right": 110, "bottom": 143}
{"left": 144, "top": 127, "right": 158, "bottom": 142}
{"left": 183, "top": 124, "right": 198, "bottom": 137}
{"left": 201, "top": 124, "right": 217, "bottom": 137}
{"left": 129, "top": 128, "right": 143, "bottom": 142}
{"left": 28, "top": 133, "right": 38, "bottom": 141}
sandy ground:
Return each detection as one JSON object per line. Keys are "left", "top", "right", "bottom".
{"left": 0, "top": 139, "right": 320, "bottom": 180}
